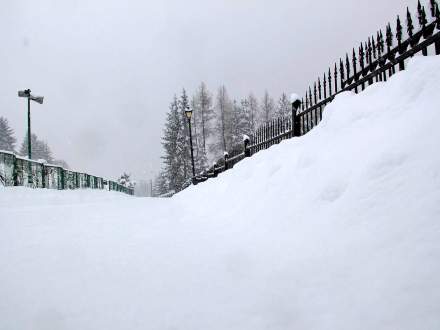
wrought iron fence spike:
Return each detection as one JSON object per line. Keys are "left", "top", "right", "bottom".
{"left": 407, "top": 7, "right": 414, "bottom": 37}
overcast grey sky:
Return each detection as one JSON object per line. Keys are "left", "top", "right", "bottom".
{"left": 1, "top": 0, "right": 415, "bottom": 181}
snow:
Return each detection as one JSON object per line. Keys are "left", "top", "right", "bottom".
{"left": 1, "top": 57, "right": 440, "bottom": 330}
{"left": 290, "top": 92, "right": 301, "bottom": 103}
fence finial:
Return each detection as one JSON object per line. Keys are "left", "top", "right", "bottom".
{"left": 437, "top": 3, "right": 440, "bottom": 25}
{"left": 318, "top": 77, "right": 322, "bottom": 100}
{"left": 308, "top": 86, "right": 313, "bottom": 106}
{"left": 379, "top": 30, "right": 385, "bottom": 53}
{"left": 396, "top": 15, "right": 403, "bottom": 45}
{"left": 359, "top": 44, "right": 365, "bottom": 69}
{"left": 334, "top": 63, "right": 338, "bottom": 93}
{"left": 386, "top": 23, "right": 393, "bottom": 50}
{"left": 407, "top": 7, "right": 414, "bottom": 37}
{"left": 367, "top": 38, "right": 372, "bottom": 63}
{"left": 305, "top": 90, "right": 309, "bottom": 108}
{"left": 376, "top": 32, "right": 382, "bottom": 57}
{"left": 372, "top": 36, "right": 377, "bottom": 58}
{"left": 328, "top": 67, "right": 333, "bottom": 95}
{"left": 323, "top": 73, "right": 327, "bottom": 99}
{"left": 345, "top": 53, "right": 351, "bottom": 79}
{"left": 339, "top": 58, "right": 345, "bottom": 88}
{"left": 430, "top": 0, "right": 438, "bottom": 17}
{"left": 353, "top": 48, "right": 357, "bottom": 68}
{"left": 313, "top": 82, "right": 317, "bottom": 104}
{"left": 418, "top": 1, "right": 428, "bottom": 27}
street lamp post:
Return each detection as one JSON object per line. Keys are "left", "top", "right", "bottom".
{"left": 184, "top": 107, "right": 196, "bottom": 183}
{"left": 18, "top": 89, "right": 44, "bottom": 159}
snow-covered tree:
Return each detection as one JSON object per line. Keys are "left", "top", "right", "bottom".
{"left": 118, "top": 172, "right": 134, "bottom": 188}
{"left": 260, "top": 90, "right": 275, "bottom": 124}
{"left": 0, "top": 117, "right": 16, "bottom": 152}
{"left": 190, "top": 95, "right": 208, "bottom": 173}
{"left": 153, "top": 171, "right": 168, "bottom": 196}
{"left": 275, "top": 93, "right": 290, "bottom": 118}
{"left": 192, "top": 82, "right": 214, "bottom": 159}
{"left": 230, "top": 100, "right": 251, "bottom": 148}
{"left": 247, "top": 93, "right": 259, "bottom": 133}
{"left": 211, "top": 86, "right": 233, "bottom": 156}
{"left": 161, "top": 96, "right": 183, "bottom": 192}
{"left": 19, "top": 133, "right": 53, "bottom": 162}
{"left": 240, "top": 98, "right": 253, "bottom": 137}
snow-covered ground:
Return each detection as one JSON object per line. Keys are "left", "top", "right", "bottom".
{"left": 1, "top": 57, "right": 440, "bottom": 330}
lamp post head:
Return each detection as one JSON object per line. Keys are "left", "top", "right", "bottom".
{"left": 185, "top": 106, "right": 193, "bottom": 120}
{"left": 30, "top": 95, "right": 44, "bottom": 104}
{"left": 18, "top": 89, "right": 31, "bottom": 97}
{"left": 18, "top": 89, "right": 44, "bottom": 104}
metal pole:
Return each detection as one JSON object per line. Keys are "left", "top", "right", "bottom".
{"left": 188, "top": 118, "right": 196, "bottom": 178}
{"left": 27, "top": 96, "right": 33, "bottom": 185}
{"left": 27, "top": 96, "right": 31, "bottom": 159}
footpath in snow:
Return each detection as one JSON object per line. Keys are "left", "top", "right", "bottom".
{"left": 1, "top": 56, "right": 440, "bottom": 330}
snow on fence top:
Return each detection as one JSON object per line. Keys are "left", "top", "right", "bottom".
{"left": 290, "top": 93, "right": 301, "bottom": 104}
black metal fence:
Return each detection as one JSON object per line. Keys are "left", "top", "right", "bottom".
{"left": 0, "top": 150, "right": 134, "bottom": 195}
{"left": 193, "top": 0, "right": 440, "bottom": 185}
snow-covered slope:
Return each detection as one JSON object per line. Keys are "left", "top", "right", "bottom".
{"left": 1, "top": 57, "right": 440, "bottom": 330}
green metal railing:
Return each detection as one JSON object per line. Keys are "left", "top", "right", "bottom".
{"left": 0, "top": 150, "right": 134, "bottom": 195}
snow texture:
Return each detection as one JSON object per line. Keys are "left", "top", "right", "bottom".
{"left": 1, "top": 57, "right": 440, "bottom": 330}
{"left": 290, "top": 92, "right": 301, "bottom": 103}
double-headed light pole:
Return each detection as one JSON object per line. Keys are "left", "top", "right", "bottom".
{"left": 18, "top": 89, "right": 44, "bottom": 159}
{"left": 184, "top": 106, "right": 196, "bottom": 184}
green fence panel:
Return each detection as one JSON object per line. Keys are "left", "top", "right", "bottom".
{"left": 0, "top": 151, "right": 133, "bottom": 196}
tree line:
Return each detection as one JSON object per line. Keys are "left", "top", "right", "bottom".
{"left": 154, "top": 83, "right": 291, "bottom": 196}
{"left": 0, "top": 116, "right": 69, "bottom": 168}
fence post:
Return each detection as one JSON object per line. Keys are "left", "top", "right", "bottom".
{"left": 41, "top": 163, "right": 46, "bottom": 188}
{"left": 290, "top": 94, "right": 302, "bottom": 137}
{"left": 213, "top": 162, "right": 218, "bottom": 177}
{"left": 60, "top": 169, "right": 65, "bottom": 190}
{"left": 12, "top": 154, "right": 18, "bottom": 186}
{"left": 224, "top": 152, "right": 229, "bottom": 170}
{"left": 243, "top": 135, "right": 251, "bottom": 157}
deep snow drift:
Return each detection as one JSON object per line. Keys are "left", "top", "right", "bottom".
{"left": 1, "top": 57, "right": 440, "bottom": 330}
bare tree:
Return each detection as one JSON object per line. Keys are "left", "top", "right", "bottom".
{"left": 260, "top": 90, "right": 275, "bottom": 124}
{"left": 211, "top": 85, "right": 233, "bottom": 156}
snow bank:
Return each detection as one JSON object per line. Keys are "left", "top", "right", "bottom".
{"left": 1, "top": 57, "right": 440, "bottom": 330}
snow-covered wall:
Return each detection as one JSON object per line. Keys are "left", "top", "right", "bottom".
{"left": 1, "top": 57, "right": 440, "bottom": 330}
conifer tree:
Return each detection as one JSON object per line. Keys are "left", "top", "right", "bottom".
{"left": 240, "top": 98, "right": 253, "bottom": 136}
{"left": 161, "top": 96, "right": 182, "bottom": 192}
{"left": 0, "top": 117, "right": 16, "bottom": 152}
{"left": 230, "top": 100, "right": 243, "bottom": 147}
{"left": 275, "top": 93, "right": 290, "bottom": 118}
{"left": 153, "top": 171, "right": 168, "bottom": 196}
{"left": 19, "top": 133, "right": 53, "bottom": 162}
{"left": 247, "top": 93, "right": 259, "bottom": 133}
